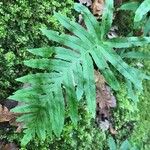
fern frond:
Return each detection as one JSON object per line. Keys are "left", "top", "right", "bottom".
{"left": 16, "top": 73, "right": 61, "bottom": 84}
{"left": 9, "top": 2, "right": 150, "bottom": 145}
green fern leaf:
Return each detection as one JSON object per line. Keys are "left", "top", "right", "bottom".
{"left": 118, "top": 2, "right": 139, "bottom": 11}
{"left": 120, "top": 140, "right": 131, "bottom": 150}
{"left": 16, "top": 73, "right": 61, "bottom": 84}
{"left": 134, "top": 0, "right": 150, "bottom": 22}
{"left": 122, "top": 51, "right": 150, "bottom": 59}
{"left": 8, "top": 93, "right": 39, "bottom": 102}
{"left": 41, "top": 29, "right": 86, "bottom": 52}
{"left": 63, "top": 69, "right": 78, "bottom": 124}
{"left": 16, "top": 114, "right": 36, "bottom": 122}
{"left": 11, "top": 104, "right": 41, "bottom": 113}
{"left": 126, "top": 80, "right": 139, "bottom": 102}
{"left": 21, "top": 129, "right": 33, "bottom": 146}
{"left": 24, "top": 59, "right": 70, "bottom": 71}
{"left": 27, "top": 47, "right": 55, "bottom": 58}
{"left": 54, "top": 13, "right": 94, "bottom": 45}
{"left": 108, "top": 137, "right": 117, "bottom": 150}
{"left": 144, "top": 17, "right": 150, "bottom": 35}
{"left": 74, "top": 3, "right": 101, "bottom": 40}
{"left": 73, "top": 61, "right": 84, "bottom": 101}
{"left": 9, "top": 3, "right": 150, "bottom": 145}
{"left": 99, "top": 45, "right": 144, "bottom": 90}
{"left": 105, "top": 37, "right": 150, "bottom": 48}
{"left": 47, "top": 86, "right": 65, "bottom": 137}
{"left": 82, "top": 53, "right": 96, "bottom": 117}
{"left": 100, "top": 0, "right": 114, "bottom": 39}
{"left": 90, "top": 47, "right": 120, "bottom": 90}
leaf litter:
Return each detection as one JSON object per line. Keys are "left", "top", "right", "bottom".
{"left": 0, "top": 104, "right": 23, "bottom": 133}
{"left": 95, "top": 70, "right": 117, "bottom": 134}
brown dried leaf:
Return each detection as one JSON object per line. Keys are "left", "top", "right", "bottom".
{"left": 95, "top": 70, "right": 117, "bottom": 131}
{"left": 0, "top": 104, "right": 14, "bottom": 122}
{"left": 92, "top": 0, "right": 104, "bottom": 17}
{"left": 109, "top": 125, "right": 118, "bottom": 135}
{"left": 0, "top": 104, "right": 23, "bottom": 132}
{"left": 9, "top": 117, "right": 23, "bottom": 133}
{"left": 95, "top": 71, "right": 116, "bottom": 110}
{"left": 1, "top": 143, "right": 19, "bottom": 150}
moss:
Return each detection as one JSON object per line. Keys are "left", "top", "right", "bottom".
{"left": 113, "top": 44, "right": 150, "bottom": 149}
{"left": 0, "top": 0, "right": 74, "bottom": 100}
{"left": 112, "top": 84, "right": 139, "bottom": 144}
{"left": 129, "top": 45, "right": 150, "bottom": 150}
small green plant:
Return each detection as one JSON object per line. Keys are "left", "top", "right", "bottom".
{"left": 9, "top": 1, "right": 150, "bottom": 146}
{"left": 107, "top": 136, "right": 138, "bottom": 150}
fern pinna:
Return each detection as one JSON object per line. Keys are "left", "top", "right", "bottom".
{"left": 9, "top": 1, "right": 150, "bottom": 145}
{"left": 119, "top": 0, "right": 150, "bottom": 35}
{"left": 119, "top": 0, "right": 150, "bottom": 22}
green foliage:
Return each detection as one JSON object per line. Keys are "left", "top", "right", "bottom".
{"left": 144, "top": 17, "right": 150, "bottom": 35}
{"left": 108, "top": 137, "right": 117, "bottom": 150}
{"left": 9, "top": 1, "right": 150, "bottom": 145}
{"left": 35, "top": 106, "right": 105, "bottom": 150}
{"left": 112, "top": 84, "right": 139, "bottom": 142}
{"left": 118, "top": 2, "right": 139, "bottom": 12}
{"left": 0, "top": 105, "right": 106, "bottom": 150}
{"left": 121, "top": 51, "right": 150, "bottom": 59}
{"left": 134, "top": 0, "right": 150, "bottom": 22}
{"left": 107, "top": 137, "right": 138, "bottom": 150}
{"left": 119, "top": 0, "right": 150, "bottom": 22}
{"left": 113, "top": 44, "right": 150, "bottom": 150}
{"left": 119, "top": 0, "right": 150, "bottom": 35}
{"left": 129, "top": 45, "right": 150, "bottom": 150}
{"left": 0, "top": 0, "right": 74, "bottom": 100}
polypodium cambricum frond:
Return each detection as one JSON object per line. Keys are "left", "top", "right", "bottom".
{"left": 9, "top": 1, "right": 150, "bottom": 145}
